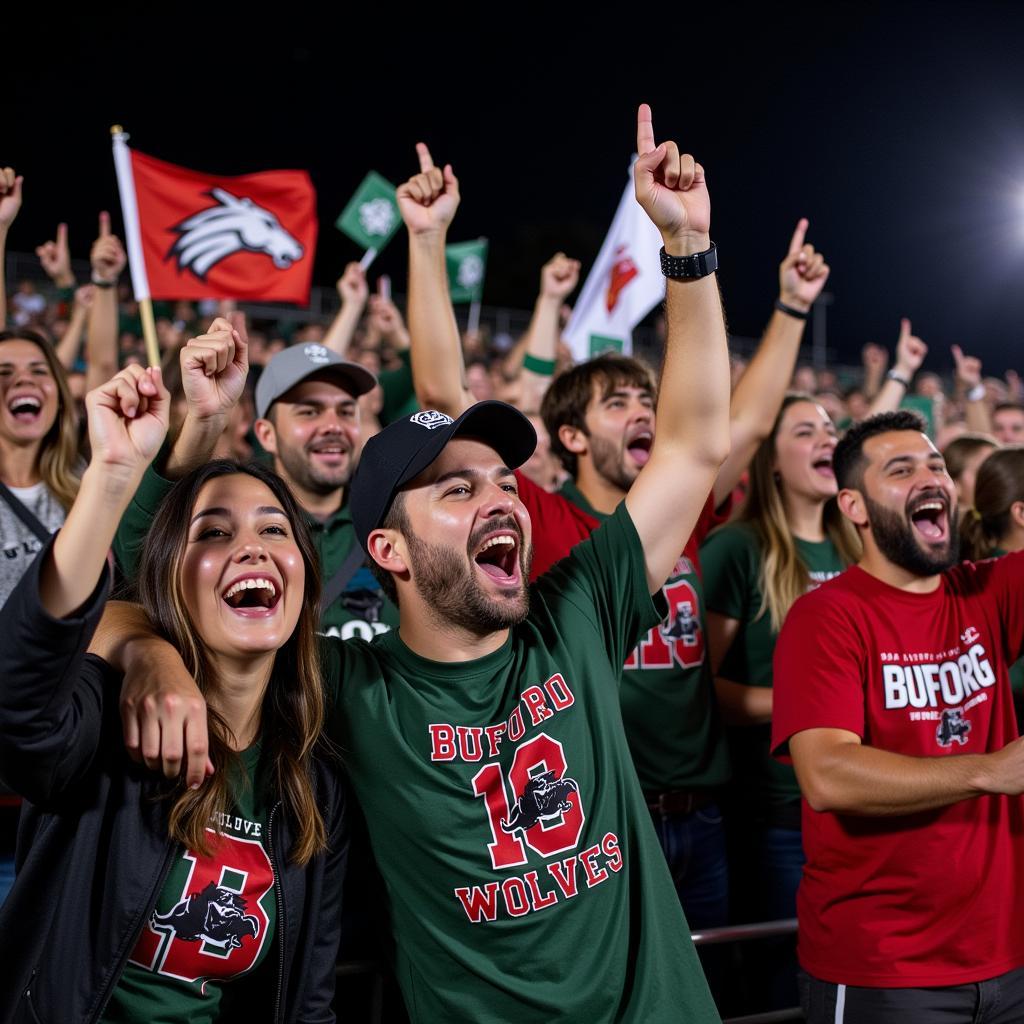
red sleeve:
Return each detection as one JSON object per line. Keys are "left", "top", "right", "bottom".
{"left": 771, "top": 582, "right": 868, "bottom": 758}
{"left": 516, "top": 470, "right": 599, "bottom": 581}
{"left": 977, "top": 552, "right": 1024, "bottom": 665}
{"left": 683, "top": 492, "right": 732, "bottom": 574}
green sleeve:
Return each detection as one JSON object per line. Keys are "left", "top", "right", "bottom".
{"left": 112, "top": 462, "right": 176, "bottom": 579}
{"left": 700, "top": 524, "right": 759, "bottom": 621}
{"left": 378, "top": 349, "right": 418, "bottom": 426}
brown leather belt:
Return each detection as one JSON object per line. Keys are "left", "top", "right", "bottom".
{"left": 646, "top": 790, "right": 714, "bottom": 816}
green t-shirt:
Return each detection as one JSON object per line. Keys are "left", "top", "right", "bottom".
{"left": 378, "top": 348, "right": 419, "bottom": 426}
{"left": 700, "top": 523, "right": 845, "bottom": 810}
{"left": 103, "top": 744, "right": 277, "bottom": 1023}
{"left": 558, "top": 480, "right": 730, "bottom": 795}
{"left": 325, "top": 505, "right": 719, "bottom": 1024}
{"left": 112, "top": 464, "right": 399, "bottom": 640}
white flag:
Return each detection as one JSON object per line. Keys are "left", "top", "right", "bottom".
{"left": 563, "top": 159, "right": 665, "bottom": 361}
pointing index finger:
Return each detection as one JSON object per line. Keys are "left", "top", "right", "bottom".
{"left": 788, "top": 218, "right": 809, "bottom": 255}
{"left": 99, "top": 211, "right": 111, "bottom": 237}
{"left": 416, "top": 142, "right": 435, "bottom": 173}
{"left": 637, "top": 103, "right": 656, "bottom": 156}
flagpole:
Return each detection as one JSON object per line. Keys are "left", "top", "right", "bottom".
{"left": 467, "top": 299, "right": 481, "bottom": 336}
{"left": 110, "top": 125, "right": 160, "bottom": 368}
{"left": 359, "top": 247, "right": 378, "bottom": 271}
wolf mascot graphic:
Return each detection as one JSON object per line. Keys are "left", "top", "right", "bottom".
{"left": 500, "top": 770, "right": 580, "bottom": 834}
{"left": 169, "top": 188, "right": 304, "bottom": 280}
{"left": 151, "top": 881, "right": 260, "bottom": 951}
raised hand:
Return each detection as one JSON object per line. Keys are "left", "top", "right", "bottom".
{"left": 73, "top": 284, "right": 96, "bottom": 313}
{"left": 85, "top": 365, "right": 170, "bottom": 478}
{"left": 778, "top": 219, "right": 829, "bottom": 313}
{"left": 36, "top": 222, "right": 75, "bottom": 287}
{"left": 0, "top": 167, "right": 22, "bottom": 231}
{"left": 337, "top": 261, "right": 369, "bottom": 307}
{"left": 951, "top": 344, "right": 982, "bottom": 391}
{"left": 368, "top": 293, "right": 408, "bottom": 342}
{"left": 90, "top": 211, "right": 127, "bottom": 284}
{"left": 540, "top": 252, "right": 581, "bottom": 301}
{"left": 633, "top": 104, "right": 710, "bottom": 254}
{"left": 179, "top": 313, "right": 249, "bottom": 420}
{"left": 894, "top": 318, "right": 928, "bottom": 377}
{"left": 396, "top": 143, "right": 461, "bottom": 237}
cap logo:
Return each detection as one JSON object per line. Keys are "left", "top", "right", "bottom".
{"left": 410, "top": 410, "right": 454, "bottom": 430}
{"left": 303, "top": 344, "right": 331, "bottom": 365}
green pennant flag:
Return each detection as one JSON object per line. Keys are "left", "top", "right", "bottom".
{"left": 336, "top": 171, "right": 401, "bottom": 252}
{"left": 446, "top": 239, "right": 488, "bottom": 304}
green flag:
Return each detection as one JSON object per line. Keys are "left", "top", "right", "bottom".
{"left": 446, "top": 239, "right": 488, "bottom": 304}
{"left": 336, "top": 171, "right": 401, "bottom": 252}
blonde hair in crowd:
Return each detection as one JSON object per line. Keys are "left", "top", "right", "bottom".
{"left": 735, "top": 393, "right": 860, "bottom": 633}
{"left": 0, "top": 330, "right": 81, "bottom": 510}
{"left": 960, "top": 446, "right": 1024, "bottom": 562}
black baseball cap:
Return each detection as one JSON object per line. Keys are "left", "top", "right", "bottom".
{"left": 350, "top": 402, "right": 537, "bottom": 552}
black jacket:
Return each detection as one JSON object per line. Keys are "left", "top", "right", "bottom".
{"left": 0, "top": 544, "right": 348, "bottom": 1024}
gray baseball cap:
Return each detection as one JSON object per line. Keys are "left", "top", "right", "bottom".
{"left": 255, "top": 343, "right": 378, "bottom": 419}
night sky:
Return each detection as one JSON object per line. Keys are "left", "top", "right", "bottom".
{"left": 7, "top": 5, "right": 1024, "bottom": 371}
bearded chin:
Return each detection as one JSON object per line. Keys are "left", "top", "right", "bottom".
{"left": 406, "top": 535, "right": 532, "bottom": 635}
{"left": 865, "top": 496, "right": 960, "bottom": 577}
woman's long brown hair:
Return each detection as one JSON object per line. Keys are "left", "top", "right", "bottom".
{"left": 136, "top": 460, "right": 327, "bottom": 864}
{"left": 961, "top": 446, "right": 1024, "bottom": 561}
{"left": 0, "top": 329, "right": 80, "bottom": 509}
{"left": 733, "top": 393, "right": 860, "bottom": 633}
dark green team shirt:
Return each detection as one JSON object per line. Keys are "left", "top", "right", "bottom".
{"left": 103, "top": 744, "right": 276, "bottom": 1023}
{"left": 378, "top": 348, "right": 419, "bottom": 426}
{"left": 324, "top": 505, "right": 719, "bottom": 1024}
{"left": 700, "top": 523, "right": 845, "bottom": 809}
{"left": 112, "top": 465, "right": 399, "bottom": 640}
{"left": 558, "top": 480, "right": 730, "bottom": 795}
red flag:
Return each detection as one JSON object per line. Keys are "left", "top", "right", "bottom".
{"left": 127, "top": 149, "right": 317, "bottom": 303}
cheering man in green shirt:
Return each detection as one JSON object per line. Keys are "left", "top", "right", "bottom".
{"left": 100, "top": 105, "right": 730, "bottom": 1023}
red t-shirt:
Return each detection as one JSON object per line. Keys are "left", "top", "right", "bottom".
{"left": 517, "top": 471, "right": 724, "bottom": 582}
{"left": 772, "top": 554, "right": 1024, "bottom": 987}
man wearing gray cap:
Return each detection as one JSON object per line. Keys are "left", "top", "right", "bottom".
{"left": 114, "top": 327, "right": 397, "bottom": 642}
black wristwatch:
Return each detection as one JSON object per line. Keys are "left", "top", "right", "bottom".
{"left": 659, "top": 242, "right": 718, "bottom": 279}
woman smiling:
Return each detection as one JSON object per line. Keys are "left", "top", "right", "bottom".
{"left": 0, "top": 364, "right": 347, "bottom": 1023}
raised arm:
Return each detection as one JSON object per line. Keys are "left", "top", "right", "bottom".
{"left": 952, "top": 344, "right": 993, "bottom": 434}
{"left": 55, "top": 285, "right": 93, "bottom": 370}
{"left": 0, "top": 168, "right": 23, "bottom": 326}
{"left": 400, "top": 143, "right": 472, "bottom": 416}
{"left": 714, "top": 219, "right": 830, "bottom": 506}
{"left": 84, "top": 212, "right": 125, "bottom": 391}
{"left": 164, "top": 313, "right": 249, "bottom": 477}
{"left": 42, "top": 366, "right": 169, "bottom": 616}
{"left": 322, "top": 262, "right": 369, "bottom": 356}
{"left": 624, "top": 104, "right": 731, "bottom": 593}
{"left": 516, "top": 253, "right": 580, "bottom": 413}
{"left": 868, "top": 318, "right": 927, "bottom": 416}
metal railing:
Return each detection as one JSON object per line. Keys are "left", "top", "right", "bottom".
{"left": 335, "top": 918, "right": 803, "bottom": 1023}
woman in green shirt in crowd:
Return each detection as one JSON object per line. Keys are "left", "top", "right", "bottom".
{"left": 699, "top": 393, "right": 859, "bottom": 1007}
{"left": 961, "top": 445, "right": 1024, "bottom": 728}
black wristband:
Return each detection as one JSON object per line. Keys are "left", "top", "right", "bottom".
{"left": 91, "top": 275, "right": 116, "bottom": 289}
{"left": 774, "top": 299, "right": 809, "bottom": 321}
{"left": 886, "top": 370, "right": 911, "bottom": 389}
{"left": 659, "top": 243, "right": 717, "bottom": 279}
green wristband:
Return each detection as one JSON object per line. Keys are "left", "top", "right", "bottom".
{"left": 523, "top": 354, "right": 557, "bottom": 376}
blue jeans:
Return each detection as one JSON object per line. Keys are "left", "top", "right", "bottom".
{"left": 651, "top": 802, "right": 729, "bottom": 1006}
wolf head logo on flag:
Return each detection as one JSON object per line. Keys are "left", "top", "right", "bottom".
{"left": 112, "top": 133, "right": 317, "bottom": 305}
{"left": 169, "top": 188, "right": 305, "bottom": 280}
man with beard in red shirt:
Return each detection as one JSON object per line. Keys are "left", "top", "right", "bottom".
{"left": 772, "top": 410, "right": 1024, "bottom": 1023}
